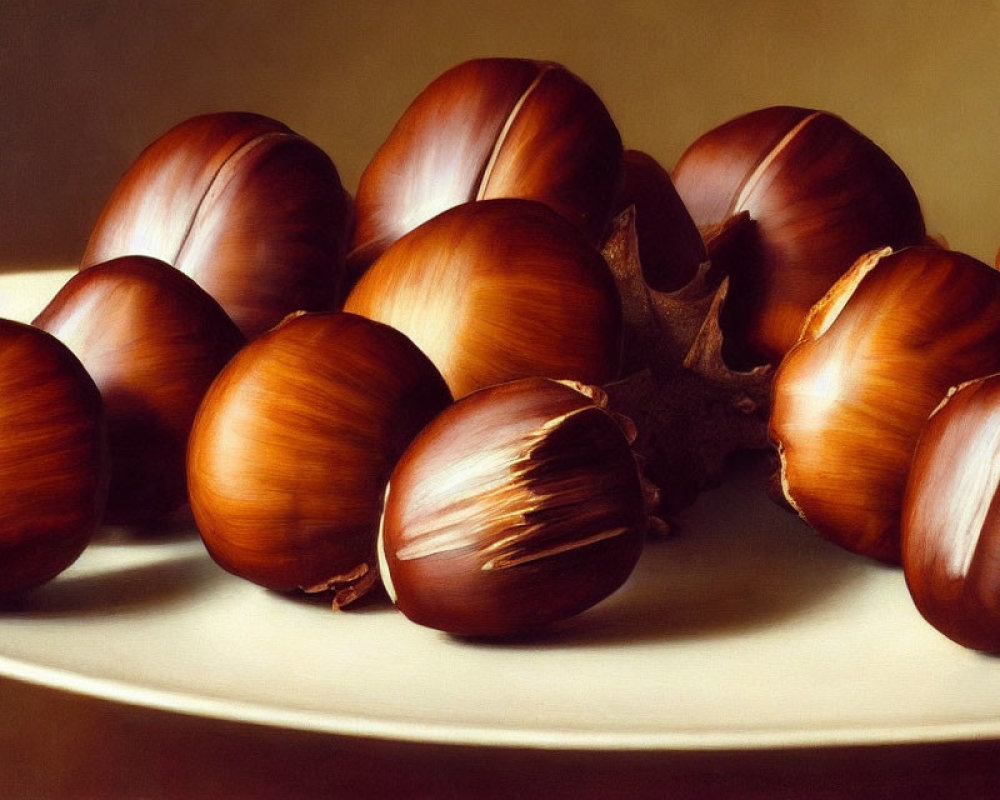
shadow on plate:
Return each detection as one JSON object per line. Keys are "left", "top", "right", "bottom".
{"left": 0, "top": 550, "right": 221, "bottom": 618}
{"left": 468, "top": 455, "right": 883, "bottom": 649}
{"left": 94, "top": 504, "right": 201, "bottom": 546}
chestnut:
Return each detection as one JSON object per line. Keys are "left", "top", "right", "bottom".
{"left": 672, "top": 106, "right": 926, "bottom": 367}
{"left": 81, "top": 112, "right": 353, "bottom": 339}
{"left": 187, "top": 311, "right": 452, "bottom": 606}
{"left": 0, "top": 319, "right": 108, "bottom": 593}
{"left": 378, "top": 377, "right": 649, "bottom": 638}
{"left": 348, "top": 57, "right": 623, "bottom": 284}
{"left": 34, "top": 256, "right": 245, "bottom": 525}
{"left": 901, "top": 374, "right": 1000, "bottom": 651}
{"left": 770, "top": 246, "right": 1000, "bottom": 563}
{"left": 612, "top": 149, "right": 706, "bottom": 293}
{"left": 344, "top": 198, "right": 623, "bottom": 399}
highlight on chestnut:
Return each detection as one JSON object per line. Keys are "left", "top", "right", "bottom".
{"left": 81, "top": 112, "right": 353, "bottom": 340}
{"left": 672, "top": 106, "right": 926, "bottom": 369}
{"left": 344, "top": 197, "right": 624, "bottom": 399}
{"left": 6, "top": 54, "right": 999, "bottom": 654}
{"left": 347, "top": 57, "right": 624, "bottom": 285}
{"left": 187, "top": 311, "right": 452, "bottom": 607}
{"left": 377, "top": 377, "right": 653, "bottom": 638}
{"left": 770, "top": 246, "right": 1000, "bottom": 565}
{"left": 901, "top": 373, "right": 1000, "bottom": 652}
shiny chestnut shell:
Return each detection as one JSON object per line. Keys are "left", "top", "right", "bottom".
{"left": 770, "top": 246, "right": 1000, "bottom": 563}
{"left": 34, "top": 256, "right": 245, "bottom": 525}
{"left": 902, "top": 374, "right": 1000, "bottom": 651}
{"left": 348, "top": 58, "right": 623, "bottom": 282}
{"left": 672, "top": 106, "right": 926, "bottom": 367}
{"left": 344, "top": 198, "right": 623, "bottom": 399}
{"left": 188, "top": 311, "right": 452, "bottom": 601}
{"left": 378, "top": 378, "right": 647, "bottom": 638}
{"left": 613, "top": 149, "right": 706, "bottom": 293}
{"left": 0, "top": 319, "right": 108, "bottom": 593}
{"left": 81, "top": 112, "right": 352, "bottom": 339}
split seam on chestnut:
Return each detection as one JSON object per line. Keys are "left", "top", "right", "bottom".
{"left": 3, "top": 56, "right": 999, "bottom": 649}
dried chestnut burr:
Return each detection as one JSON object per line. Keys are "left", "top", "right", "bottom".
{"left": 348, "top": 57, "right": 623, "bottom": 284}
{"left": 0, "top": 319, "right": 108, "bottom": 593}
{"left": 902, "top": 374, "right": 1000, "bottom": 651}
{"left": 378, "top": 378, "right": 651, "bottom": 638}
{"left": 612, "top": 149, "right": 707, "bottom": 295}
{"left": 34, "top": 256, "right": 245, "bottom": 526}
{"left": 188, "top": 311, "right": 452, "bottom": 607}
{"left": 672, "top": 106, "right": 927, "bottom": 368}
{"left": 598, "top": 195, "right": 774, "bottom": 516}
{"left": 82, "top": 112, "right": 353, "bottom": 339}
{"left": 344, "top": 198, "right": 623, "bottom": 399}
{"left": 770, "top": 246, "right": 1000, "bottom": 564}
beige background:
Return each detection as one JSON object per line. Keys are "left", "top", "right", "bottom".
{"left": 1, "top": 0, "right": 998, "bottom": 271}
{"left": 2, "top": 3, "right": 1000, "bottom": 796}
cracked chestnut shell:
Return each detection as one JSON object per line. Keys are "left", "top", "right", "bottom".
{"left": 81, "top": 112, "right": 352, "bottom": 339}
{"left": 34, "top": 255, "right": 245, "bottom": 525}
{"left": 344, "top": 198, "right": 623, "bottom": 399}
{"left": 902, "top": 374, "right": 1000, "bottom": 651}
{"left": 672, "top": 106, "right": 926, "bottom": 368}
{"left": 188, "top": 311, "right": 452, "bottom": 606}
{"left": 378, "top": 377, "right": 649, "bottom": 638}
{"left": 770, "top": 246, "right": 1000, "bottom": 563}
{"left": 348, "top": 58, "right": 623, "bottom": 284}
{"left": 0, "top": 319, "right": 108, "bottom": 593}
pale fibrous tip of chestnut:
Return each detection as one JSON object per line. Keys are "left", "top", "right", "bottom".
{"left": 376, "top": 377, "right": 651, "bottom": 637}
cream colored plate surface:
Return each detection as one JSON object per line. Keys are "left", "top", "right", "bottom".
{"left": 0, "top": 268, "right": 998, "bottom": 751}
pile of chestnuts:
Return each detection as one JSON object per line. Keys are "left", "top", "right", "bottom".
{"left": 2, "top": 56, "right": 1000, "bottom": 650}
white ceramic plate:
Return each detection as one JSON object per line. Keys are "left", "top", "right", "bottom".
{"left": 1, "top": 268, "right": 998, "bottom": 752}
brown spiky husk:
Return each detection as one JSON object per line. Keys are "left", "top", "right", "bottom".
{"left": 601, "top": 208, "right": 773, "bottom": 519}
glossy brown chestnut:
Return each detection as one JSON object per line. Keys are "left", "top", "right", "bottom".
{"left": 34, "top": 256, "right": 245, "bottom": 525}
{"left": 0, "top": 319, "right": 108, "bottom": 593}
{"left": 902, "top": 374, "right": 1000, "bottom": 651}
{"left": 344, "top": 198, "right": 623, "bottom": 399}
{"left": 81, "top": 112, "right": 353, "bottom": 339}
{"left": 348, "top": 58, "right": 623, "bottom": 284}
{"left": 672, "top": 106, "right": 926, "bottom": 367}
{"left": 188, "top": 311, "right": 452, "bottom": 606}
{"left": 612, "top": 149, "right": 706, "bottom": 293}
{"left": 378, "top": 377, "right": 649, "bottom": 638}
{"left": 770, "top": 246, "right": 1000, "bottom": 563}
